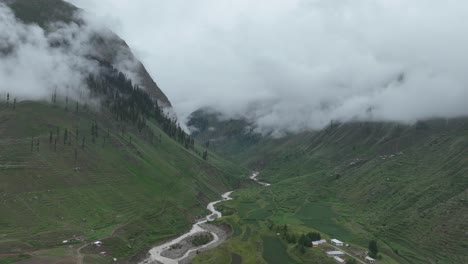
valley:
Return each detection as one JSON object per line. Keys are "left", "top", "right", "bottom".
{"left": 189, "top": 112, "right": 468, "bottom": 264}
{"left": 1, "top": 1, "right": 467, "bottom": 264}
{"left": 0, "top": 100, "right": 245, "bottom": 264}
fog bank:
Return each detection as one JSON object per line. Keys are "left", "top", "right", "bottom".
{"left": 30, "top": 1, "right": 468, "bottom": 133}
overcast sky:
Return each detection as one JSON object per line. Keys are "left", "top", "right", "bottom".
{"left": 67, "top": 0, "right": 468, "bottom": 133}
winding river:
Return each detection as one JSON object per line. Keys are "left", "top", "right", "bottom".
{"left": 141, "top": 172, "right": 268, "bottom": 264}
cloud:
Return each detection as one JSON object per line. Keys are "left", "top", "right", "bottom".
{"left": 55, "top": 1, "right": 468, "bottom": 133}
{"left": 0, "top": 3, "right": 99, "bottom": 102}
{"left": 0, "top": 3, "right": 147, "bottom": 106}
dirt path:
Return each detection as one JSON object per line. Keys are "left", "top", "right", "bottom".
{"left": 76, "top": 244, "right": 86, "bottom": 264}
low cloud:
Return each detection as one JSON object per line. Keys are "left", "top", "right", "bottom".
{"left": 0, "top": 4, "right": 92, "bottom": 101}
{"left": 32, "top": 1, "right": 468, "bottom": 134}
{"left": 0, "top": 3, "right": 145, "bottom": 105}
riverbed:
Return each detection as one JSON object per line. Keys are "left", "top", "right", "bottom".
{"left": 140, "top": 172, "right": 268, "bottom": 264}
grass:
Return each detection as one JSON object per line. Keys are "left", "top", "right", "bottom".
{"left": 0, "top": 101, "right": 246, "bottom": 263}
{"left": 261, "top": 236, "right": 297, "bottom": 264}
{"left": 191, "top": 111, "right": 468, "bottom": 263}
{"left": 295, "top": 202, "right": 353, "bottom": 241}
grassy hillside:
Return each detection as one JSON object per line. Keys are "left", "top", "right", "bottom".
{"left": 191, "top": 112, "right": 468, "bottom": 264}
{"left": 0, "top": 100, "right": 246, "bottom": 263}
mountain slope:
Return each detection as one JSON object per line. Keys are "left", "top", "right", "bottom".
{"left": 3, "top": 0, "right": 171, "bottom": 107}
{"left": 0, "top": 1, "right": 247, "bottom": 263}
{"left": 189, "top": 110, "right": 468, "bottom": 264}
{"left": 0, "top": 101, "right": 245, "bottom": 264}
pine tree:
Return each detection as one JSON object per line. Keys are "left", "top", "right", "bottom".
{"left": 299, "top": 245, "right": 305, "bottom": 254}
{"left": 64, "top": 129, "right": 68, "bottom": 145}
{"left": 368, "top": 240, "right": 378, "bottom": 258}
{"left": 298, "top": 234, "right": 307, "bottom": 247}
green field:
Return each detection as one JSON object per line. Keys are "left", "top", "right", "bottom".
{"left": 262, "top": 236, "right": 297, "bottom": 264}
{"left": 295, "top": 202, "right": 353, "bottom": 241}
{"left": 0, "top": 101, "right": 246, "bottom": 263}
{"left": 191, "top": 111, "right": 468, "bottom": 263}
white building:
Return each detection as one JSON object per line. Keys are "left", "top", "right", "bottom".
{"left": 365, "top": 256, "right": 376, "bottom": 263}
{"left": 327, "top": 250, "right": 345, "bottom": 256}
{"left": 93, "top": 241, "right": 103, "bottom": 247}
{"left": 331, "top": 238, "right": 344, "bottom": 246}
{"left": 312, "top": 239, "right": 327, "bottom": 247}
{"left": 334, "top": 256, "right": 345, "bottom": 264}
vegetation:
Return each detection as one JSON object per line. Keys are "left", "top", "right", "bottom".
{"left": 0, "top": 57, "right": 248, "bottom": 264}
{"left": 190, "top": 110, "right": 468, "bottom": 264}
{"left": 2, "top": 1, "right": 468, "bottom": 264}
{"left": 369, "top": 240, "right": 379, "bottom": 258}
{"left": 192, "top": 234, "right": 213, "bottom": 247}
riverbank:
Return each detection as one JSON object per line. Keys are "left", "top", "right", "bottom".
{"left": 140, "top": 172, "right": 266, "bottom": 264}
{"left": 178, "top": 223, "right": 231, "bottom": 264}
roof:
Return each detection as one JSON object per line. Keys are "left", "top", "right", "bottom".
{"left": 327, "top": 250, "right": 345, "bottom": 255}
{"left": 312, "top": 239, "right": 327, "bottom": 244}
{"left": 365, "top": 256, "right": 376, "bottom": 261}
{"left": 331, "top": 238, "right": 344, "bottom": 244}
{"left": 333, "top": 256, "right": 345, "bottom": 263}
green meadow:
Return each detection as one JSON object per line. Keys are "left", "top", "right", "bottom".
{"left": 0, "top": 101, "right": 246, "bottom": 263}
{"left": 191, "top": 112, "right": 468, "bottom": 263}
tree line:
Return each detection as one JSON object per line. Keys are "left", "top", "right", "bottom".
{"left": 86, "top": 67, "right": 200, "bottom": 154}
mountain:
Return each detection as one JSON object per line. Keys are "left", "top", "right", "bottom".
{"left": 189, "top": 109, "right": 468, "bottom": 264}
{"left": 0, "top": 1, "right": 246, "bottom": 263}
{"left": 3, "top": 0, "right": 172, "bottom": 107}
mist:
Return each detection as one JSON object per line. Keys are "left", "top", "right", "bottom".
{"left": 0, "top": 3, "right": 146, "bottom": 106}
{"left": 21, "top": 1, "right": 468, "bottom": 134}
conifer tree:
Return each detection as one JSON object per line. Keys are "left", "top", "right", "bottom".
{"left": 64, "top": 129, "right": 68, "bottom": 145}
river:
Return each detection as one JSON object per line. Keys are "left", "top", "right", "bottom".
{"left": 141, "top": 172, "right": 268, "bottom": 264}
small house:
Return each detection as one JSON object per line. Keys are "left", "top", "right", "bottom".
{"left": 327, "top": 250, "right": 345, "bottom": 256}
{"left": 93, "top": 241, "right": 103, "bottom": 247}
{"left": 331, "top": 239, "right": 344, "bottom": 246}
{"left": 365, "top": 256, "right": 376, "bottom": 263}
{"left": 312, "top": 239, "right": 327, "bottom": 247}
{"left": 333, "top": 256, "right": 345, "bottom": 264}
